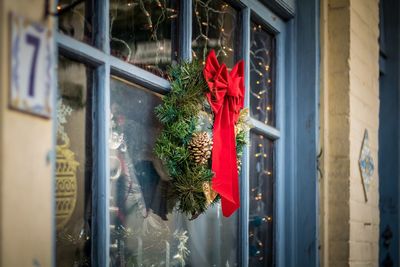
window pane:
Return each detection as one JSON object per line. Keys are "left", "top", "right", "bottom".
{"left": 109, "top": 77, "right": 238, "bottom": 267}
{"left": 109, "top": 0, "right": 179, "bottom": 78}
{"left": 56, "top": 56, "right": 93, "bottom": 267}
{"left": 57, "top": 0, "right": 93, "bottom": 44}
{"left": 250, "top": 22, "right": 276, "bottom": 126}
{"left": 192, "top": 0, "right": 238, "bottom": 67}
{"left": 248, "top": 131, "right": 274, "bottom": 267}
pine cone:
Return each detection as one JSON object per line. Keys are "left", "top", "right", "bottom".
{"left": 188, "top": 132, "right": 213, "bottom": 165}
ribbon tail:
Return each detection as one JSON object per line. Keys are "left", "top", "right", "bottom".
{"left": 220, "top": 123, "right": 240, "bottom": 217}
{"left": 211, "top": 102, "right": 240, "bottom": 217}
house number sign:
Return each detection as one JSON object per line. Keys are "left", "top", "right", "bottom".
{"left": 10, "top": 13, "right": 54, "bottom": 118}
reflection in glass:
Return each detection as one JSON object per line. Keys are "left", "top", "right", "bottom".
{"left": 57, "top": 0, "right": 93, "bottom": 44}
{"left": 192, "top": 0, "right": 238, "bottom": 67}
{"left": 249, "top": 131, "right": 274, "bottom": 267}
{"left": 109, "top": 77, "right": 238, "bottom": 267}
{"left": 250, "top": 22, "right": 275, "bottom": 125}
{"left": 56, "top": 56, "right": 92, "bottom": 267}
{"left": 109, "top": 0, "right": 179, "bottom": 78}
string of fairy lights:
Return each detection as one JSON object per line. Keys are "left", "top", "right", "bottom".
{"left": 250, "top": 25, "right": 274, "bottom": 125}
{"left": 192, "top": 0, "right": 237, "bottom": 65}
{"left": 249, "top": 24, "right": 275, "bottom": 264}
{"left": 109, "top": 0, "right": 179, "bottom": 77}
{"left": 249, "top": 133, "right": 274, "bottom": 262}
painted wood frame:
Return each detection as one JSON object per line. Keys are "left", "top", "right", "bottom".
{"left": 288, "top": 0, "right": 320, "bottom": 266}
{"left": 239, "top": 4, "right": 285, "bottom": 267}
{"left": 379, "top": 0, "right": 400, "bottom": 265}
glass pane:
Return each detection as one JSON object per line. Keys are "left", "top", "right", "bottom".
{"left": 250, "top": 22, "right": 276, "bottom": 126}
{"left": 248, "top": 131, "right": 274, "bottom": 267}
{"left": 192, "top": 0, "right": 238, "bottom": 67}
{"left": 57, "top": 0, "right": 93, "bottom": 44}
{"left": 109, "top": 0, "right": 179, "bottom": 78}
{"left": 56, "top": 56, "right": 93, "bottom": 267}
{"left": 109, "top": 77, "right": 238, "bottom": 267}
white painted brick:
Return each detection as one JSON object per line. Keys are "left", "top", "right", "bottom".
{"left": 349, "top": 96, "right": 379, "bottom": 129}
{"left": 349, "top": 74, "right": 379, "bottom": 101}
{"left": 350, "top": 199, "right": 374, "bottom": 223}
{"left": 351, "top": 0, "right": 379, "bottom": 24}
{"left": 349, "top": 59, "right": 379, "bottom": 95}
{"left": 350, "top": 10, "right": 379, "bottom": 42}
{"left": 349, "top": 262, "right": 374, "bottom": 267}
{"left": 349, "top": 221, "right": 375, "bottom": 242}
{"left": 349, "top": 179, "right": 367, "bottom": 203}
{"left": 350, "top": 5, "right": 379, "bottom": 36}
{"left": 349, "top": 241, "right": 372, "bottom": 261}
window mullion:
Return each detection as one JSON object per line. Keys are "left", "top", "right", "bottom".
{"left": 109, "top": 57, "right": 170, "bottom": 94}
{"left": 274, "top": 30, "right": 286, "bottom": 267}
{"left": 240, "top": 7, "right": 251, "bottom": 267}
{"left": 95, "top": 0, "right": 110, "bottom": 53}
{"left": 250, "top": 118, "right": 281, "bottom": 140}
{"left": 93, "top": 0, "right": 110, "bottom": 266}
{"left": 93, "top": 63, "right": 111, "bottom": 267}
{"left": 180, "top": 0, "right": 192, "bottom": 61}
{"left": 243, "top": 1, "right": 285, "bottom": 32}
{"left": 57, "top": 33, "right": 107, "bottom": 66}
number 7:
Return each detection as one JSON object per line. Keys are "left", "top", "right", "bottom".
{"left": 26, "top": 34, "right": 40, "bottom": 97}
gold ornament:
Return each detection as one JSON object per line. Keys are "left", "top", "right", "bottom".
{"left": 55, "top": 141, "right": 79, "bottom": 230}
{"left": 202, "top": 182, "right": 218, "bottom": 206}
{"left": 235, "top": 108, "right": 251, "bottom": 135}
{"left": 55, "top": 100, "right": 78, "bottom": 230}
{"left": 188, "top": 131, "right": 213, "bottom": 165}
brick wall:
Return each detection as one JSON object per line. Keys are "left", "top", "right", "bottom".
{"left": 348, "top": 0, "right": 380, "bottom": 266}
{"left": 321, "top": 0, "right": 380, "bottom": 266}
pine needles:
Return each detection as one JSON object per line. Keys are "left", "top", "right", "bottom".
{"left": 154, "top": 60, "right": 211, "bottom": 216}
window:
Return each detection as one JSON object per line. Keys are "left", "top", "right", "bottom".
{"left": 248, "top": 131, "right": 274, "bottom": 266}
{"left": 248, "top": 22, "right": 277, "bottom": 267}
{"left": 58, "top": 0, "right": 93, "bottom": 44}
{"left": 55, "top": 1, "right": 285, "bottom": 266}
{"left": 192, "top": 0, "right": 239, "bottom": 66}
{"left": 109, "top": 0, "right": 179, "bottom": 77}
{"left": 250, "top": 22, "right": 275, "bottom": 125}
{"left": 56, "top": 56, "right": 93, "bottom": 267}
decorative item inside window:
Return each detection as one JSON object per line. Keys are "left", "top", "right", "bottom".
{"left": 109, "top": 0, "right": 179, "bottom": 78}
{"left": 57, "top": 0, "right": 93, "bottom": 44}
{"left": 192, "top": 0, "right": 238, "bottom": 68}
{"left": 56, "top": 56, "right": 93, "bottom": 267}
{"left": 250, "top": 22, "right": 276, "bottom": 126}
{"left": 248, "top": 131, "right": 274, "bottom": 267}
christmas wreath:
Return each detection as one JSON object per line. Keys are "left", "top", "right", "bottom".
{"left": 155, "top": 50, "right": 250, "bottom": 218}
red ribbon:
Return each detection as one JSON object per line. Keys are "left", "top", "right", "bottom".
{"left": 203, "top": 50, "right": 245, "bottom": 217}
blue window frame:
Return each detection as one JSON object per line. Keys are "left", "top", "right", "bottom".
{"left": 54, "top": 1, "right": 297, "bottom": 266}
{"left": 240, "top": 3, "right": 286, "bottom": 266}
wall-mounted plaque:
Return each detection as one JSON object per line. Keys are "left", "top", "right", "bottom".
{"left": 359, "top": 129, "right": 375, "bottom": 201}
{"left": 9, "top": 13, "right": 54, "bottom": 118}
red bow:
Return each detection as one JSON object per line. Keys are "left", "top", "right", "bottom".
{"left": 203, "top": 50, "right": 245, "bottom": 217}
